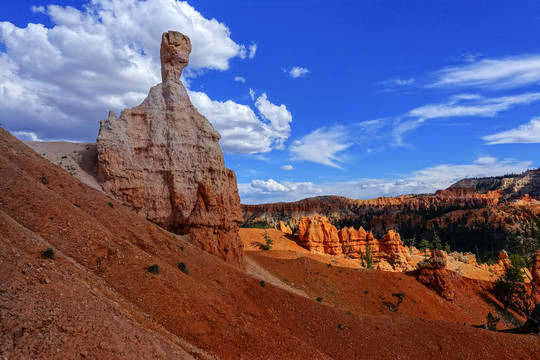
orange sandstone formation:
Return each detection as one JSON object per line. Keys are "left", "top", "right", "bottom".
{"left": 277, "top": 221, "right": 292, "bottom": 235}
{"left": 492, "top": 250, "right": 512, "bottom": 275}
{"left": 297, "top": 215, "right": 411, "bottom": 270}
{"left": 96, "top": 31, "right": 244, "bottom": 268}
{"left": 417, "top": 250, "right": 456, "bottom": 301}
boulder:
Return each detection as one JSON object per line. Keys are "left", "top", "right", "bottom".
{"left": 96, "top": 31, "right": 244, "bottom": 268}
{"left": 277, "top": 221, "right": 292, "bottom": 235}
{"left": 417, "top": 250, "right": 455, "bottom": 301}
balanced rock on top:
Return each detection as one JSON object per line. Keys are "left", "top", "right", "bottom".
{"left": 96, "top": 31, "right": 244, "bottom": 268}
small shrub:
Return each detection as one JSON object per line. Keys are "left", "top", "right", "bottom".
{"left": 42, "top": 248, "right": 55, "bottom": 259}
{"left": 178, "top": 262, "right": 189, "bottom": 274}
{"left": 260, "top": 280, "right": 266, "bottom": 287}
{"left": 148, "top": 264, "right": 160, "bottom": 274}
{"left": 261, "top": 231, "right": 273, "bottom": 250}
{"left": 73, "top": 203, "right": 80, "bottom": 208}
{"left": 338, "top": 324, "right": 344, "bottom": 330}
{"left": 108, "top": 202, "right": 114, "bottom": 208}
{"left": 41, "top": 174, "right": 49, "bottom": 185}
{"left": 61, "top": 155, "right": 68, "bottom": 159}
{"left": 316, "top": 297, "right": 323, "bottom": 302}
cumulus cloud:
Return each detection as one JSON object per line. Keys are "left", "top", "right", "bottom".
{"left": 280, "top": 164, "right": 294, "bottom": 171}
{"left": 289, "top": 66, "right": 309, "bottom": 78}
{"left": 0, "top": 0, "right": 249, "bottom": 142}
{"left": 431, "top": 54, "right": 540, "bottom": 89}
{"left": 254, "top": 93, "right": 292, "bottom": 149}
{"left": 482, "top": 117, "right": 540, "bottom": 144}
{"left": 189, "top": 90, "right": 292, "bottom": 154}
{"left": 238, "top": 157, "right": 533, "bottom": 204}
{"left": 234, "top": 76, "right": 246, "bottom": 83}
{"left": 289, "top": 126, "right": 353, "bottom": 169}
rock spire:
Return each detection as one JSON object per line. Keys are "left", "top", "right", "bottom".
{"left": 96, "top": 31, "right": 244, "bottom": 268}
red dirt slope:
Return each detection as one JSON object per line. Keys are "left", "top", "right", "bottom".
{"left": 1, "top": 127, "right": 540, "bottom": 359}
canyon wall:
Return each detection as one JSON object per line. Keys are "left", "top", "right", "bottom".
{"left": 96, "top": 31, "right": 244, "bottom": 267}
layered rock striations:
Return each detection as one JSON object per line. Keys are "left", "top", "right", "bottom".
{"left": 297, "top": 216, "right": 411, "bottom": 271}
{"left": 96, "top": 31, "right": 244, "bottom": 267}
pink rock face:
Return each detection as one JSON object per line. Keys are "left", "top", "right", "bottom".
{"left": 96, "top": 31, "right": 244, "bottom": 268}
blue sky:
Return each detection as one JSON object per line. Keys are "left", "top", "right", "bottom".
{"left": 1, "top": 0, "right": 540, "bottom": 204}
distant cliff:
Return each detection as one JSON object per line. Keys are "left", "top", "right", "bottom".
{"left": 242, "top": 170, "right": 540, "bottom": 260}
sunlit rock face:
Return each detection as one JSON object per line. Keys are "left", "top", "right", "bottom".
{"left": 97, "top": 31, "right": 244, "bottom": 268}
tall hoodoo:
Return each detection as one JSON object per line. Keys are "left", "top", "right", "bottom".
{"left": 96, "top": 31, "right": 244, "bottom": 268}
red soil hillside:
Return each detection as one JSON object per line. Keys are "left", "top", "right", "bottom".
{"left": 2, "top": 127, "right": 540, "bottom": 359}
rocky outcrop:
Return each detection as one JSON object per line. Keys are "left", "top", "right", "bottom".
{"left": 242, "top": 173, "right": 540, "bottom": 260}
{"left": 492, "top": 250, "right": 512, "bottom": 275}
{"left": 297, "top": 215, "right": 412, "bottom": 271}
{"left": 277, "top": 221, "right": 292, "bottom": 235}
{"left": 96, "top": 31, "right": 244, "bottom": 268}
{"left": 417, "top": 250, "right": 455, "bottom": 301}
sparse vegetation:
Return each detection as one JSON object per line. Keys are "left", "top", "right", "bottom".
{"left": 178, "top": 262, "right": 189, "bottom": 274}
{"left": 337, "top": 324, "right": 345, "bottom": 330}
{"left": 316, "top": 297, "right": 323, "bottom": 302}
{"left": 148, "top": 264, "right": 160, "bottom": 274}
{"left": 261, "top": 231, "right": 273, "bottom": 250}
{"left": 108, "top": 202, "right": 114, "bottom": 208}
{"left": 387, "top": 293, "right": 405, "bottom": 312}
{"left": 42, "top": 247, "right": 55, "bottom": 259}
{"left": 494, "top": 255, "right": 530, "bottom": 314}
{"left": 260, "top": 280, "right": 266, "bottom": 287}
{"left": 41, "top": 174, "right": 49, "bottom": 184}
{"left": 241, "top": 220, "right": 272, "bottom": 229}
{"left": 418, "top": 239, "right": 431, "bottom": 256}
{"left": 359, "top": 245, "right": 374, "bottom": 269}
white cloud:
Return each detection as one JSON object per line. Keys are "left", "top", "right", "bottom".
{"left": 0, "top": 0, "right": 249, "bottom": 142}
{"left": 249, "top": 88, "right": 255, "bottom": 100}
{"left": 12, "top": 131, "right": 42, "bottom": 141}
{"left": 289, "top": 126, "right": 352, "bottom": 169}
{"left": 280, "top": 164, "right": 294, "bottom": 171}
{"left": 380, "top": 78, "right": 415, "bottom": 86}
{"left": 482, "top": 117, "right": 540, "bottom": 144}
{"left": 238, "top": 157, "right": 533, "bottom": 204}
{"left": 431, "top": 55, "right": 540, "bottom": 89}
{"left": 392, "top": 92, "right": 540, "bottom": 146}
{"left": 248, "top": 43, "right": 257, "bottom": 59}
{"left": 289, "top": 66, "right": 309, "bottom": 78}
{"left": 254, "top": 93, "right": 292, "bottom": 149}
{"left": 189, "top": 90, "right": 292, "bottom": 154}
{"left": 234, "top": 76, "right": 246, "bottom": 83}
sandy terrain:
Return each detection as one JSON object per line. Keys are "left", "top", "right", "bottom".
{"left": 25, "top": 141, "right": 101, "bottom": 192}
{"left": 1, "top": 129, "right": 539, "bottom": 359}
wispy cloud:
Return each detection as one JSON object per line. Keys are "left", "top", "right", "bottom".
{"left": 392, "top": 92, "right": 540, "bottom": 146}
{"left": 234, "top": 76, "right": 246, "bottom": 83}
{"left": 248, "top": 43, "right": 257, "bottom": 59}
{"left": 380, "top": 77, "right": 415, "bottom": 87}
{"left": 430, "top": 55, "right": 540, "bottom": 89}
{"left": 483, "top": 117, "right": 540, "bottom": 144}
{"left": 289, "top": 126, "right": 352, "bottom": 169}
{"left": 239, "top": 157, "right": 533, "bottom": 204}
{"left": 288, "top": 66, "right": 309, "bottom": 78}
